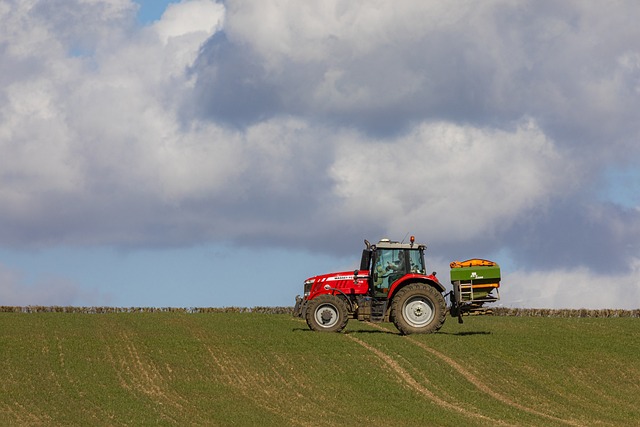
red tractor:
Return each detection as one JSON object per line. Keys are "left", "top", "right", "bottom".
{"left": 293, "top": 236, "right": 500, "bottom": 334}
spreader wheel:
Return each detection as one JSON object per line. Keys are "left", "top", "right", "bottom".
{"left": 305, "top": 294, "right": 349, "bottom": 333}
{"left": 391, "top": 283, "right": 446, "bottom": 335}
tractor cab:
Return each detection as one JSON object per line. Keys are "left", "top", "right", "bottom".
{"left": 360, "top": 237, "right": 433, "bottom": 298}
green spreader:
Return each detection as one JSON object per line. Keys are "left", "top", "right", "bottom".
{"left": 449, "top": 259, "right": 501, "bottom": 322}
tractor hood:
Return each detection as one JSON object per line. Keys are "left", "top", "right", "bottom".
{"left": 305, "top": 270, "right": 365, "bottom": 284}
{"left": 304, "top": 270, "right": 370, "bottom": 298}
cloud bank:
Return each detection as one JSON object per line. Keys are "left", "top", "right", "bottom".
{"left": 0, "top": 262, "right": 109, "bottom": 306}
{"left": 1, "top": 0, "right": 639, "bottom": 307}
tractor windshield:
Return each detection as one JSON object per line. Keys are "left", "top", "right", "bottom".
{"left": 373, "top": 249, "right": 406, "bottom": 294}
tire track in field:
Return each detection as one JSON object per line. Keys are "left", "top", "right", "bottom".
{"left": 345, "top": 334, "right": 516, "bottom": 426}
{"left": 205, "top": 345, "right": 320, "bottom": 426}
{"left": 410, "top": 339, "right": 583, "bottom": 426}
{"left": 0, "top": 402, "right": 49, "bottom": 425}
{"left": 568, "top": 363, "right": 640, "bottom": 414}
{"left": 204, "top": 342, "right": 369, "bottom": 427}
{"left": 104, "top": 331, "right": 198, "bottom": 425}
{"left": 54, "top": 336, "right": 112, "bottom": 423}
{"left": 366, "top": 323, "right": 583, "bottom": 426}
{"left": 190, "top": 318, "right": 381, "bottom": 427}
{"left": 188, "top": 325, "right": 319, "bottom": 426}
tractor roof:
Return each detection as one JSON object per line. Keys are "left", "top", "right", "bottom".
{"left": 374, "top": 238, "right": 426, "bottom": 250}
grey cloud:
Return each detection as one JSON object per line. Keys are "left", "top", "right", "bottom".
{"left": 189, "top": 1, "right": 640, "bottom": 152}
{"left": 188, "top": 32, "right": 285, "bottom": 127}
{"left": 506, "top": 200, "right": 640, "bottom": 274}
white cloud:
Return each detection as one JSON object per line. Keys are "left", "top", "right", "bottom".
{"left": 154, "top": 0, "right": 224, "bottom": 44}
{"left": 502, "top": 260, "right": 640, "bottom": 310}
{"left": 330, "top": 119, "right": 566, "bottom": 242}
{"left": 223, "top": 1, "right": 493, "bottom": 65}
{"left": 0, "top": 0, "right": 229, "bottom": 200}
{"left": 151, "top": 0, "right": 225, "bottom": 78}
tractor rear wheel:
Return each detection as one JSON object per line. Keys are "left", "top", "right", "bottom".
{"left": 305, "top": 294, "right": 349, "bottom": 333}
{"left": 391, "top": 284, "right": 446, "bottom": 335}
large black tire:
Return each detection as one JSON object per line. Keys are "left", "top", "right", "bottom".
{"left": 391, "top": 283, "right": 446, "bottom": 335}
{"left": 305, "top": 294, "right": 349, "bottom": 333}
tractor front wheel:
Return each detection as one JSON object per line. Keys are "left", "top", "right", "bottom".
{"left": 391, "top": 284, "right": 446, "bottom": 335}
{"left": 306, "top": 294, "right": 349, "bottom": 333}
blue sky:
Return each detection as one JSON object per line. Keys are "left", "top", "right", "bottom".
{"left": 0, "top": 245, "right": 350, "bottom": 307}
{"left": 136, "top": 0, "right": 178, "bottom": 24}
{"left": 1, "top": 1, "right": 639, "bottom": 309}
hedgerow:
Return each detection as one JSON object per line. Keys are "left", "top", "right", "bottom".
{"left": 1, "top": 306, "right": 638, "bottom": 317}
{"left": 0, "top": 306, "right": 295, "bottom": 314}
{"left": 492, "top": 307, "right": 640, "bottom": 318}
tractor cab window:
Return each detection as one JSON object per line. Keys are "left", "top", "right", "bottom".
{"left": 408, "top": 250, "right": 426, "bottom": 274}
{"left": 373, "top": 249, "right": 407, "bottom": 294}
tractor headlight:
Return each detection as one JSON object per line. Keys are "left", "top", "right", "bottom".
{"left": 303, "top": 279, "right": 314, "bottom": 296}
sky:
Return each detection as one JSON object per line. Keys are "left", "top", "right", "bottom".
{"left": 1, "top": 0, "right": 639, "bottom": 309}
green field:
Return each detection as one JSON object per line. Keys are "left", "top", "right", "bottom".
{"left": 1, "top": 312, "right": 638, "bottom": 426}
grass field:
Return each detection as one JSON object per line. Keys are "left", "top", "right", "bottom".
{"left": 0, "top": 312, "right": 638, "bottom": 426}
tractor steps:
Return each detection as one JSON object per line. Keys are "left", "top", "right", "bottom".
{"left": 370, "top": 299, "right": 388, "bottom": 322}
